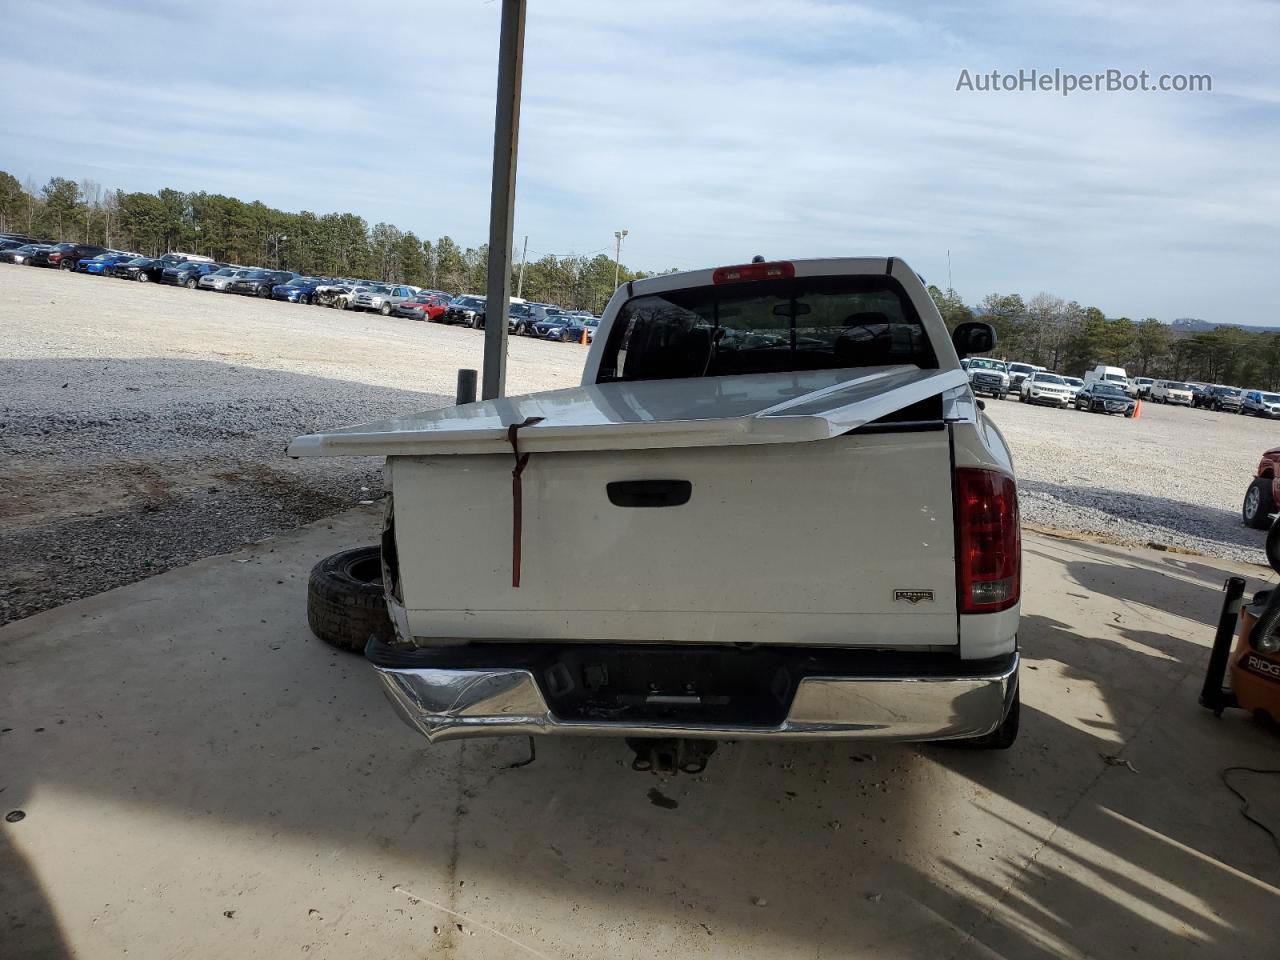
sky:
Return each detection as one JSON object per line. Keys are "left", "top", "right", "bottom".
{"left": 1, "top": 0, "right": 1277, "bottom": 324}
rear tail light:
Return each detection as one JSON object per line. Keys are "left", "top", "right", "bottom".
{"left": 955, "top": 468, "right": 1020, "bottom": 614}
{"left": 712, "top": 260, "right": 794, "bottom": 284}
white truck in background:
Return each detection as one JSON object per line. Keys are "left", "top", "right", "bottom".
{"left": 964, "top": 357, "right": 1011, "bottom": 399}
{"left": 1083, "top": 364, "right": 1135, "bottom": 396}
{"left": 290, "top": 257, "right": 1022, "bottom": 772}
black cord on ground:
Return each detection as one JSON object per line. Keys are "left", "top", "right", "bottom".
{"left": 506, "top": 736, "right": 536, "bottom": 769}
{"left": 1221, "top": 766, "right": 1280, "bottom": 856}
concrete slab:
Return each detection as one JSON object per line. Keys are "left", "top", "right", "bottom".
{"left": 2, "top": 510, "right": 1278, "bottom": 959}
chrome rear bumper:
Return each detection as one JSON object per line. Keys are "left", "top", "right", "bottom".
{"left": 371, "top": 650, "right": 1019, "bottom": 745}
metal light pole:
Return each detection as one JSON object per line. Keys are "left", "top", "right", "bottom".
{"left": 613, "top": 229, "right": 628, "bottom": 290}
{"left": 482, "top": 0, "right": 527, "bottom": 400}
{"left": 273, "top": 234, "right": 289, "bottom": 269}
{"left": 516, "top": 234, "right": 528, "bottom": 299}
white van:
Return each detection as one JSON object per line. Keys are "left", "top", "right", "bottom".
{"left": 1150, "top": 380, "right": 1194, "bottom": 405}
{"left": 1083, "top": 365, "right": 1133, "bottom": 396}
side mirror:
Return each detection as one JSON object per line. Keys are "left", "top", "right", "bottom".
{"left": 951, "top": 322, "right": 996, "bottom": 359}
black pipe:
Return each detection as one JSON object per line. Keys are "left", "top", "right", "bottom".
{"left": 1200, "top": 576, "right": 1246, "bottom": 714}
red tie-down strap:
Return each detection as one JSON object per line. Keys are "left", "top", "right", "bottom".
{"left": 506, "top": 416, "right": 545, "bottom": 587}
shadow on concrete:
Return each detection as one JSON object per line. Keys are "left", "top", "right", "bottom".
{"left": 1024, "top": 543, "right": 1255, "bottom": 629}
{"left": 0, "top": 831, "right": 72, "bottom": 959}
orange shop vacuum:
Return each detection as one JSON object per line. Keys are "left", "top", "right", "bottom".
{"left": 1201, "top": 522, "right": 1280, "bottom": 723}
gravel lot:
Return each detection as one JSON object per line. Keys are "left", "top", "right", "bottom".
{"left": 984, "top": 392, "right": 1274, "bottom": 565}
{"left": 1, "top": 265, "right": 1275, "bottom": 623}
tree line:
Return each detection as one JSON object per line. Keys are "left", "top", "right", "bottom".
{"left": 5, "top": 170, "right": 1274, "bottom": 384}
{"left": 928, "top": 285, "right": 1280, "bottom": 390}
{"left": 0, "top": 170, "right": 662, "bottom": 313}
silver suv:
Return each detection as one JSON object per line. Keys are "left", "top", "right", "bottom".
{"left": 352, "top": 284, "right": 416, "bottom": 315}
{"left": 198, "top": 267, "right": 251, "bottom": 292}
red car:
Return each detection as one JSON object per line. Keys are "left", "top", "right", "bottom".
{"left": 1243, "top": 446, "right": 1280, "bottom": 528}
{"left": 392, "top": 294, "right": 450, "bottom": 321}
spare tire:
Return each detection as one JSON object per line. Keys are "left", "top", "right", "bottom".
{"left": 307, "top": 546, "right": 394, "bottom": 653}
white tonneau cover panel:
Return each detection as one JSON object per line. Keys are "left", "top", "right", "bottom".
{"left": 288, "top": 366, "right": 967, "bottom": 458}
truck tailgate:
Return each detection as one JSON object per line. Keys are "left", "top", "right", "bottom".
{"left": 390, "top": 426, "right": 958, "bottom": 648}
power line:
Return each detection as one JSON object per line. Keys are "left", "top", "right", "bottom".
{"left": 525, "top": 245, "right": 611, "bottom": 259}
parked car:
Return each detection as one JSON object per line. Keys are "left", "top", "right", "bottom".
{"left": 506, "top": 302, "right": 535, "bottom": 333}
{"left": 1206, "top": 385, "right": 1243, "bottom": 412}
{"left": 544, "top": 314, "right": 598, "bottom": 343}
{"left": 290, "top": 256, "right": 1021, "bottom": 760}
{"left": 0, "top": 238, "right": 35, "bottom": 255}
{"left": 392, "top": 294, "right": 451, "bottom": 321}
{"left": 1061, "top": 375, "right": 1084, "bottom": 399}
{"left": 77, "top": 252, "right": 137, "bottom": 274}
{"left": 505, "top": 302, "right": 563, "bottom": 335}
{"left": 159, "top": 251, "right": 216, "bottom": 265}
{"left": 1132, "top": 376, "right": 1155, "bottom": 398}
{"left": 1150, "top": 380, "right": 1194, "bottom": 405}
{"left": 198, "top": 267, "right": 249, "bottom": 292}
{"left": 1019, "top": 371, "right": 1073, "bottom": 407}
{"left": 522, "top": 304, "right": 575, "bottom": 336}
{"left": 1005, "top": 362, "right": 1044, "bottom": 392}
{"left": 1243, "top": 447, "right": 1280, "bottom": 528}
{"left": 1074, "top": 382, "right": 1136, "bottom": 416}
{"left": 161, "top": 260, "right": 223, "bottom": 288}
{"left": 34, "top": 242, "right": 110, "bottom": 269}
{"left": 352, "top": 284, "right": 416, "bottom": 315}
{"left": 109, "top": 257, "right": 166, "bottom": 282}
{"left": 442, "top": 295, "right": 487, "bottom": 327}
{"left": 1, "top": 243, "right": 51, "bottom": 265}
{"left": 1242, "top": 391, "right": 1280, "bottom": 418}
{"left": 572, "top": 315, "right": 602, "bottom": 343}
{"left": 964, "top": 357, "right": 1009, "bottom": 399}
{"left": 228, "top": 269, "right": 297, "bottom": 297}
{"left": 529, "top": 310, "right": 579, "bottom": 339}
{"left": 313, "top": 283, "right": 355, "bottom": 309}
{"left": 271, "top": 277, "right": 326, "bottom": 304}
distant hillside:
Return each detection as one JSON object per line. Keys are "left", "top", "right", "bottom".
{"left": 1172, "top": 317, "right": 1280, "bottom": 334}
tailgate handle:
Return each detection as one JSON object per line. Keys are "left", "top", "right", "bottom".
{"left": 607, "top": 480, "right": 692, "bottom": 508}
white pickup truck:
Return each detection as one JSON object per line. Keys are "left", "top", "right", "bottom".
{"left": 290, "top": 257, "right": 1022, "bottom": 769}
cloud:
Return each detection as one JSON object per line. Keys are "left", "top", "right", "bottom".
{"left": 0, "top": 0, "right": 1275, "bottom": 324}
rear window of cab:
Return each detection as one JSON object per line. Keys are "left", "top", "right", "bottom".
{"left": 597, "top": 275, "right": 936, "bottom": 382}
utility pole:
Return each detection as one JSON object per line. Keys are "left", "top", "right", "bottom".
{"left": 947, "top": 249, "right": 953, "bottom": 292}
{"left": 482, "top": 0, "right": 526, "bottom": 400}
{"left": 516, "top": 234, "right": 528, "bottom": 299}
{"left": 613, "top": 229, "right": 629, "bottom": 290}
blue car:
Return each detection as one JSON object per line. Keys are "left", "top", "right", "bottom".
{"left": 161, "top": 260, "right": 223, "bottom": 288}
{"left": 271, "top": 277, "right": 326, "bottom": 304}
{"left": 556, "top": 314, "right": 600, "bottom": 343}
{"left": 78, "top": 252, "right": 137, "bottom": 274}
